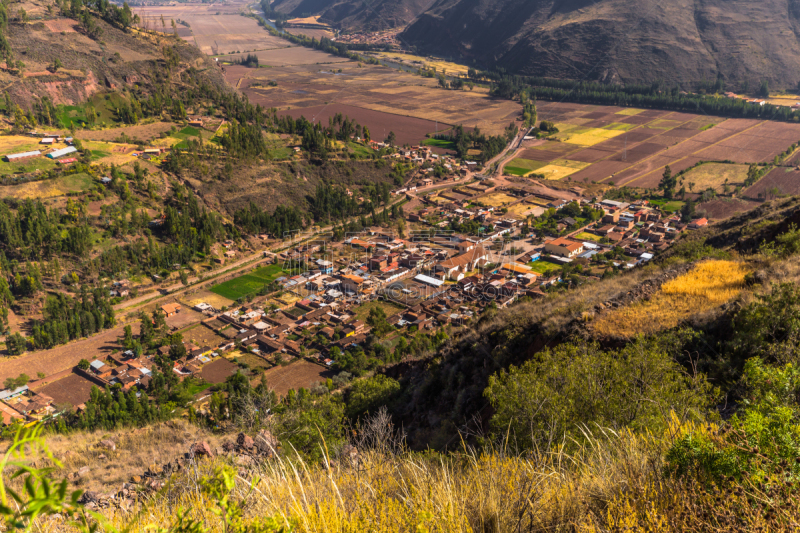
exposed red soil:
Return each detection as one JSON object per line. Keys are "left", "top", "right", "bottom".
{"left": 261, "top": 360, "right": 334, "bottom": 396}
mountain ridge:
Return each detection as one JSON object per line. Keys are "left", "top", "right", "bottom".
{"left": 276, "top": 0, "right": 800, "bottom": 89}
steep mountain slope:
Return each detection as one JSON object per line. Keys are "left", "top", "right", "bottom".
{"left": 402, "top": 0, "right": 800, "bottom": 88}
{"left": 271, "top": 0, "right": 435, "bottom": 31}
{"left": 269, "top": 0, "right": 800, "bottom": 88}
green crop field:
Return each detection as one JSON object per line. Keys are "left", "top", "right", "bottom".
{"left": 528, "top": 260, "right": 562, "bottom": 274}
{"left": 574, "top": 231, "right": 603, "bottom": 241}
{"left": 422, "top": 138, "right": 456, "bottom": 150}
{"left": 210, "top": 264, "right": 285, "bottom": 300}
{"left": 505, "top": 158, "right": 546, "bottom": 176}
{"left": 648, "top": 198, "right": 685, "bottom": 213}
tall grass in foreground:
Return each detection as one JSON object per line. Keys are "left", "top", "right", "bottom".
{"left": 5, "top": 417, "right": 798, "bottom": 532}
{"left": 101, "top": 417, "right": 799, "bottom": 532}
{"left": 117, "top": 426, "right": 666, "bottom": 532}
{"left": 592, "top": 260, "right": 750, "bottom": 338}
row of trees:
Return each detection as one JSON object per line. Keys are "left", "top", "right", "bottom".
{"left": 486, "top": 72, "right": 799, "bottom": 122}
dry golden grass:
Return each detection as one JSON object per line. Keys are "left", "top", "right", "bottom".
{"left": 45, "top": 420, "right": 225, "bottom": 493}
{"left": 106, "top": 425, "right": 670, "bottom": 532}
{"left": 479, "top": 192, "right": 518, "bottom": 207}
{"left": 592, "top": 260, "right": 750, "bottom": 338}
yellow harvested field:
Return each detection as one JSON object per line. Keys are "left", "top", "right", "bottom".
{"left": 535, "top": 159, "right": 590, "bottom": 180}
{"left": 616, "top": 108, "right": 645, "bottom": 116}
{"left": 480, "top": 192, "right": 519, "bottom": 207}
{"left": 555, "top": 127, "right": 626, "bottom": 147}
{"left": 681, "top": 163, "right": 749, "bottom": 192}
{"left": 506, "top": 203, "right": 539, "bottom": 217}
{"left": 591, "top": 260, "right": 750, "bottom": 338}
{"left": 1, "top": 173, "right": 94, "bottom": 200}
{"left": 0, "top": 135, "right": 50, "bottom": 155}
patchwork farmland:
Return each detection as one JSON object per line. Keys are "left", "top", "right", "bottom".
{"left": 229, "top": 61, "right": 520, "bottom": 140}
{"left": 516, "top": 102, "right": 800, "bottom": 187}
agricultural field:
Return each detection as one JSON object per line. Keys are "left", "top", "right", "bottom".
{"left": 529, "top": 102, "right": 800, "bottom": 192}
{"left": 76, "top": 122, "right": 175, "bottom": 142}
{"left": 504, "top": 157, "right": 546, "bottom": 176}
{"left": 591, "top": 260, "right": 749, "bottom": 338}
{"left": 136, "top": 2, "right": 292, "bottom": 56}
{"left": 365, "top": 51, "right": 471, "bottom": 76}
{"left": 534, "top": 159, "right": 591, "bottom": 180}
{"left": 744, "top": 166, "right": 800, "bottom": 199}
{"left": 181, "top": 290, "right": 235, "bottom": 311}
{"left": 574, "top": 232, "right": 603, "bottom": 241}
{"left": 231, "top": 58, "right": 521, "bottom": 138}
{"left": 262, "top": 360, "right": 334, "bottom": 396}
{"left": 282, "top": 27, "right": 334, "bottom": 40}
{"left": 280, "top": 103, "right": 443, "bottom": 146}
{"left": 681, "top": 163, "right": 749, "bottom": 193}
{"left": 552, "top": 125, "right": 627, "bottom": 146}
{"left": 505, "top": 203, "right": 540, "bottom": 218}
{"left": 0, "top": 173, "right": 94, "bottom": 199}
{"left": 528, "top": 260, "right": 563, "bottom": 275}
{"left": 210, "top": 264, "right": 285, "bottom": 300}
{"left": 480, "top": 192, "right": 519, "bottom": 207}
{"left": 216, "top": 47, "right": 349, "bottom": 67}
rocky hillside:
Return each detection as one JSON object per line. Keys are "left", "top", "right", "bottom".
{"left": 402, "top": 0, "right": 800, "bottom": 89}
{"left": 284, "top": 0, "right": 800, "bottom": 89}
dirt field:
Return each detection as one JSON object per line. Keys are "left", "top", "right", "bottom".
{"left": 76, "top": 122, "right": 175, "bottom": 142}
{"left": 681, "top": 163, "right": 749, "bottom": 193}
{"left": 182, "top": 325, "right": 226, "bottom": 350}
{"left": 533, "top": 102, "right": 800, "bottom": 188}
{"left": 181, "top": 290, "right": 235, "bottom": 311}
{"left": 200, "top": 357, "right": 239, "bottom": 384}
{"left": 0, "top": 323, "right": 137, "bottom": 382}
{"left": 187, "top": 15, "right": 292, "bottom": 55}
{"left": 697, "top": 198, "right": 761, "bottom": 219}
{"left": 262, "top": 360, "right": 334, "bottom": 396}
{"left": 281, "top": 103, "right": 445, "bottom": 145}
{"left": 38, "top": 373, "right": 98, "bottom": 407}
{"left": 218, "top": 47, "right": 349, "bottom": 67}
{"left": 234, "top": 59, "right": 521, "bottom": 137}
{"left": 744, "top": 167, "right": 800, "bottom": 199}
{"left": 479, "top": 192, "right": 520, "bottom": 207}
